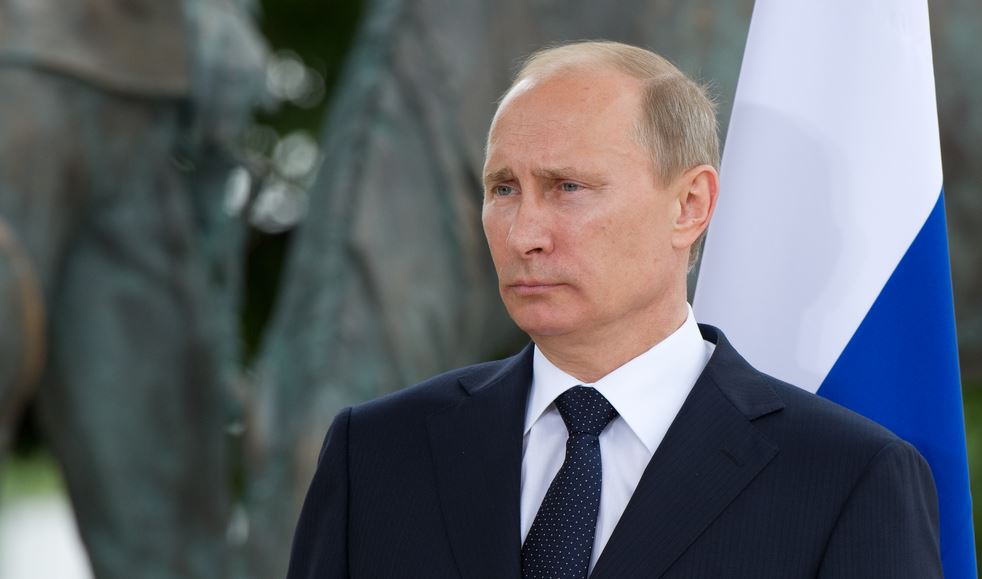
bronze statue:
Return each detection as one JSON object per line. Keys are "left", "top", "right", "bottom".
{"left": 0, "top": 1, "right": 265, "bottom": 577}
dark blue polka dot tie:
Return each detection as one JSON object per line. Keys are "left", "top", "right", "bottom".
{"left": 522, "top": 386, "right": 619, "bottom": 579}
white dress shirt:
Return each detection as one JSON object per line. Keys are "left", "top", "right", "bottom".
{"left": 520, "top": 305, "right": 715, "bottom": 572}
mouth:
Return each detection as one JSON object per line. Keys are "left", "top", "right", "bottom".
{"left": 507, "top": 281, "right": 565, "bottom": 296}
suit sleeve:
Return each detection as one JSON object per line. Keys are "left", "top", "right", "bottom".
{"left": 286, "top": 407, "right": 352, "bottom": 579}
{"left": 816, "top": 439, "right": 942, "bottom": 578}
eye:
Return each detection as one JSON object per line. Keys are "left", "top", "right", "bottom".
{"left": 493, "top": 184, "right": 517, "bottom": 196}
{"left": 560, "top": 182, "right": 582, "bottom": 192}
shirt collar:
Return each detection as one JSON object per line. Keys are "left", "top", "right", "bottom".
{"left": 525, "top": 304, "right": 710, "bottom": 454}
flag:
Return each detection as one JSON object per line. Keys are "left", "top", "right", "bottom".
{"left": 693, "top": 1, "right": 976, "bottom": 576}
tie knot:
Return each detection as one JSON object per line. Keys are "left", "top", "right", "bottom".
{"left": 554, "top": 386, "right": 618, "bottom": 437}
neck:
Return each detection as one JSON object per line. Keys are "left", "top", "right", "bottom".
{"left": 532, "top": 298, "right": 689, "bottom": 384}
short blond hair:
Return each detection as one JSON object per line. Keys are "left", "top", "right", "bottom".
{"left": 503, "top": 40, "right": 719, "bottom": 266}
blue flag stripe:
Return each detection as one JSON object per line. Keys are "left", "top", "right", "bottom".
{"left": 817, "top": 189, "right": 976, "bottom": 577}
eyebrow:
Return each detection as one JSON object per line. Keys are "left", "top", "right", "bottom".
{"left": 483, "top": 167, "right": 514, "bottom": 184}
{"left": 533, "top": 166, "right": 602, "bottom": 183}
{"left": 483, "top": 166, "right": 603, "bottom": 185}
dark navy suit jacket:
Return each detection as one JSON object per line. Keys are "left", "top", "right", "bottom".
{"left": 286, "top": 325, "right": 942, "bottom": 578}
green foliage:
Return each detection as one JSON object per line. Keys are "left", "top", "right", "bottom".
{"left": 962, "top": 381, "right": 982, "bottom": 566}
{"left": 240, "top": 0, "right": 366, "bottom": 363}
{"left": 0, "top": 451, "right": 64, "bottom": 500}
{"left": 256, "top": 0, "right": 365, "bottom": 134}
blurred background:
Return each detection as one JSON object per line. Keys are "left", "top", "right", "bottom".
{"left": 0, "top": 0, "right": 979, "bottom": 577}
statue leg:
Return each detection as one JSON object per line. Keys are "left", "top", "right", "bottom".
{"left": 0, "top": 216, "right": 44, "bottom": 453}
{"left": 7, "top": 72, "right": 230, "bottom": 579}
{"left": 0, "top": 68, "right": 76, "bottom": 457}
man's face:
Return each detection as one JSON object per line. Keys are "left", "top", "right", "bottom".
{"left": 482, "top": 67, "right": 685, "bottom": 343}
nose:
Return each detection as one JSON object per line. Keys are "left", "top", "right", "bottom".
{"left": 507, "top": 195, "right": 554, "bottom": 256}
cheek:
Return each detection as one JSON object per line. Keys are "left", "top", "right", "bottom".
{"left": 595, "top": 208, "right": 651, "bottom": 255}
{"left": 481, "top": 214, "right": 506, "bottom": 256}
{"left": 590, "top": 207, "right": 668, "bottom": 278}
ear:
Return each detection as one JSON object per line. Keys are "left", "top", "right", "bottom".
{"left": 671, "top": 164, "right": 719, "bottom": 251}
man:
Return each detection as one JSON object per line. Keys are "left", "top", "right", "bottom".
{"left": 287, "top": 41, "right": 941, "bottom": 578}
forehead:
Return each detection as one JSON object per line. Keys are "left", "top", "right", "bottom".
{"left": 485, "top": 68, "right": 646, "bottom": 167}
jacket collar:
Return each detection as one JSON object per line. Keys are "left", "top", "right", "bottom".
{"left": 426, "top": 344, "right": 533, "bottom": 579}
{"left": 590, "top": 324, "right": 783, "bottom": 578}
{"left": 427, "top": 326, "right": 785, "bottom": 578}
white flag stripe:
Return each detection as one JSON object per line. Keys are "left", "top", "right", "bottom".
{"left": 695, "top": 0, "right": 942, "bottom": 392}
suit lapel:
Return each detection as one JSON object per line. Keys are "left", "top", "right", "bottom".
{"left": 590, "top": 326, "right": 784, "bottom": 579}
{"left": 426, "top": 345, "right": 533, "bottom": 579}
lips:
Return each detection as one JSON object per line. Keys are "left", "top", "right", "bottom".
{"left": 507, "top": 280, "right": 565, "bottom": 296}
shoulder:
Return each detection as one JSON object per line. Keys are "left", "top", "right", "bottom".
{"left": 699, "top": 324, "right": 913, "bottom": 464}
{"left": 347, "top": 348, "right": 528, "bottom": 426}
{"left": 703, "top": 330, "right": 939, "bottom": 551}
{"left": 763, "top": 376, "right": 904, "bottom": 454}
{"left": 736, "top": 360, "right": 934, "bottom": 502}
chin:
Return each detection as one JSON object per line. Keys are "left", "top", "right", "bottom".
{"left": 501, "top": 291, "right": 583, "bottom": 338}
{"left": 509, "top": 309, "right": 578, "bottom": 339}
